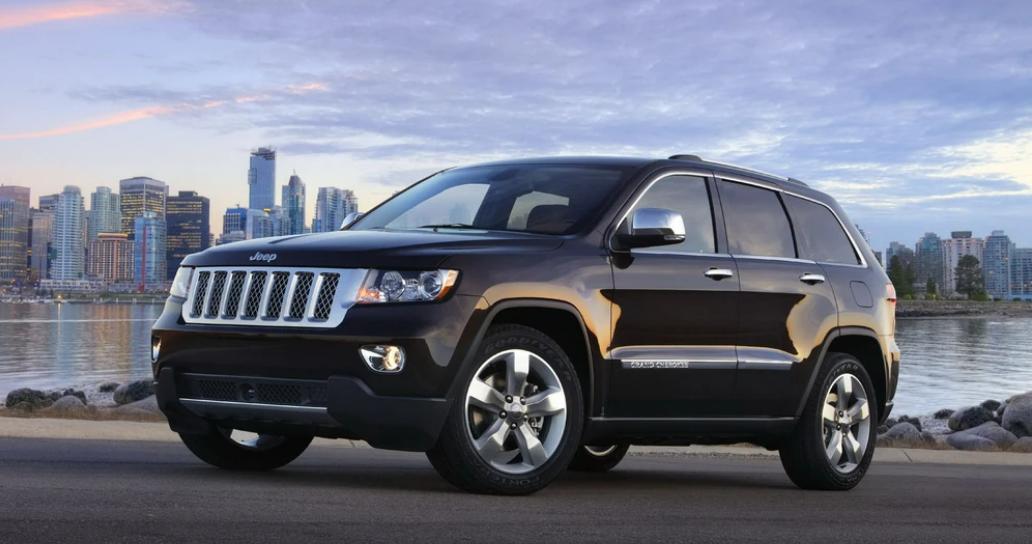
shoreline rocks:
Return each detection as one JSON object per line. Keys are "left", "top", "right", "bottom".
{"left": 884, "top": 391, "right": 1032, "bottom": 454}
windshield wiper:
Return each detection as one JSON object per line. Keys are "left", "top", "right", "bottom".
{"left": 416, "top": 223, "right": 480, "bottom": 230}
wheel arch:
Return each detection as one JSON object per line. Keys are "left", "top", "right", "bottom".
{"left": 797, "top": 327, "right": 889, "bottom": 424}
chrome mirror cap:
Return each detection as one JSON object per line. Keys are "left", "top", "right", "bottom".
{"left": 340, "top": 212, "right": 364, "bottom": 230}
{"left": 617, "top": 208, "right": 686, "bottom": 249}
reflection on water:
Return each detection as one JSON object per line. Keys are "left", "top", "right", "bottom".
{"left": 1, "top": 304, "right": 1031, "bottom": 415}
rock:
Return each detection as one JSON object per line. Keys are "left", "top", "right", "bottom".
{"left": 952, "top": 421, "right": 1018, "bottom": 449}
{"left": 934, "top": 408, "right": 955, "bottom": 420}
{"left": 58, "top": 388, "right": 87, "bottom": 405}
{"left": 1010, "top": 437, "right": 1032, "bottom": 453}
{"left": 10, "top": 401, "right": 36, "bottom": 412}
{"left": 877, "top": 425, "right": 889, "bottom": 435}
{"left": 884, "top": 418, "right": 898, "bottom": 429}
{"left": 895, "top": 415, "right": 922, "bottom": 432}
{"left": 947, "top": 433, "right": 999, "bottom": 452}
{"left": 123, "top": 395, "right": 159, "bottom": 413}
{"left": 920, "top": 431, "right": 939, "bottom": 446}
{"left": 98, "top": 382, "right": 120, "bottom": 393}
{"left": 885, "top": 422, "right": 921, "bottom": 441}
{"left": 5, "top": 388, "right": 49, "bottom": 408}
{"left": 980, "top": 399, "right": 1002, "bottom": 412}
{"left": 948, "top": 406, "right": 995, "bottom": 432}
{"left": 1002, "top": 394, "right": 1032, "bottom": 438}
{"left": 50, "top": 395, "right": 87, "bottom": 413}
{"left": 113, "top": 380, "right": 154, "bottom": 405}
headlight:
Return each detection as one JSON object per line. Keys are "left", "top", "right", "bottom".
{"left": 170, "top": 267, "right": 194, "bottom": 299}
{"left": 356, "top": 269, "right": 459, "bottom": 304}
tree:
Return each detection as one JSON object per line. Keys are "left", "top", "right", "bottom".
{"left": 926, "top": 277, "right": 937, "bottom": 296}
{"left": 955, "top": 254, "right": 985, "bottom": 298}
{"left": 887, "top": 255, "right": 916, "bottom": 299}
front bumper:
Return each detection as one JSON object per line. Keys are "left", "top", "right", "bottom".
{"left": 156, "top": 368, "right": 452, "bottom": 451}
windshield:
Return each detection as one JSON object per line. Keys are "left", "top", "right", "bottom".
{"left": 349, "top": 164, "right": 634, "bottom": 235}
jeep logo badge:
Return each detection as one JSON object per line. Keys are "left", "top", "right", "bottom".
{"left": 249, "top": 252, "right": 277, "bottom": 263}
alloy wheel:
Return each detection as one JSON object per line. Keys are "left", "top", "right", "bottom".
{"left": 822, "top": 373, "right": 871, "bottom": 474}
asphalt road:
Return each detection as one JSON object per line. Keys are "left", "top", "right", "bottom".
{"left": 1, "top": 437, "right": 1029, "bottom": 543}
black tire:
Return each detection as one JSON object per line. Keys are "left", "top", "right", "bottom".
{"left": 427, "top": 324, "right": 584, "bottom": 495}
{"left": 179, "top": 428, "right": 313, "bottom": 471}
{"left": 568, "top": 443, "right": 631, "bottom": 472}
{"left": 779, "top": 352, "right": 878, "bottom": 491}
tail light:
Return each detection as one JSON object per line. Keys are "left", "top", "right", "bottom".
{"left": 886, "top": 283, "right": 897, "bottom": 303}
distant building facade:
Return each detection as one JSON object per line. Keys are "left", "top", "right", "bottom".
{"left": 120, "top": 177, "right": 168, "bottom": 240}
{"left": 282, "top": 173, "right": 306, "bottom": 236}
{"left": 166, "top": 191, "right": 210, "bottom": 280}
{"left": 983, "top": 230, "right": 1012, "bottom": 298}
{"left": 0, "top": 185, "right": 31, "bottom": 283}
{"left": 88, "top": 187, "right": 121, "bottom": 242}
{"left": 248, "top": 147, "right": 277, "bottom": 210}
{"left": 87, "top": 233, "right": 134, "bottom": 283}
{"left": 30, "top": 210, "right": 55, "bottom": 282}
{"left": 53, "top": 186, "right": 85, "bottom": 281}
{"left": 942, "top": 231, "right": 984, "bottom": 296}
{"left": 38, "top": 194, "right": 59, "bottom": 212}
{"left": 133, "top": 212, "right": 167, "bottom": 290}
{"left": 915, "top": 232, "right": 944, "bottom": 292}
{"left": 312, "top": 188, "right": 358, "bottom": 233}
{"left": 1011, "top": 247, "right": 1032, "bottom": 298}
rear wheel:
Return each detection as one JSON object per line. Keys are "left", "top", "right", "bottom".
{"left": 779, "top": 352, "right": 877, "bottom": 490}
{"left": 427, "top": 324, "right": 583, "bottom": 495}
{"left": 568, "top": 443, "right": 631, "bottom": 472}
{"left": 179, "top": 428, "right": 313, "bottom": 471}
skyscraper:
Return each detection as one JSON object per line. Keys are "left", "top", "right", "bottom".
{"left": 53, "top": 186, "right": 85, "bottom": 281}
{"left": 119, "top": 177, "right": 168, "bottom": 239}
{"left": 88, "top": 187, "right": 121, "bottom": 241}
{"left": 87, "top": 233, "right": 134, "bottom": 283}
{"left": 30, "top": 210, "right": 55, "bottom": 282}
{"left": 983, "top": 230, "right": 1012, "bottom": 298}
{"left": 281, "top": 173, "right": 306, "bottom": 236}
{"left": 0, "top": 185, "right": 31, "bottom": 283}
{"left": 248, "top": 147, "right": 276, "bottom": 210}
{"left": 166, "top": 191, "right": 210, "bottom": 280}
{"left": 915, "top": 232, "right": 944, "bottom": 292}
{"left": 312, "top": 188, "right": 359, "bottom": 233}
{"left": 1011, "top": 247, "right": 1032, "bottom": 297}
{"left": 942, "top": 231, "right": 984, "bottom": 296}
{"left": 38, "top": 194, "right": 59, "bottom": 212}
{"left": 223, "top": 207, "right": 248, "bottom": 234}
{"left": 133, "top": 211, "right": 167, "bottom": 290}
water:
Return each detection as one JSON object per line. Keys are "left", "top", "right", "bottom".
{"left": 1, "top": 304, "right": 1031, "bottom": 415}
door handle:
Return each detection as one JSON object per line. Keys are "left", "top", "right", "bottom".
{"left": 800, "top": 273, "right": 826, "bottom": 285}
{"left": 704, "top": 268, "right": 735, "bottom": 281}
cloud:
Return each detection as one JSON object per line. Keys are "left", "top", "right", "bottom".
{"left": 0, "top": 0, "right": 186, "bottom": 30}
{"left": 0, "top": 83, "right": 326, "bottom": 140}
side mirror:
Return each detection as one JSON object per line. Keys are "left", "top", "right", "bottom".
{"left": 340, "top": 212, "right": 364, "bottom": 230}
{"left": 616, "top": 208, "right": 686, "bottom": 249}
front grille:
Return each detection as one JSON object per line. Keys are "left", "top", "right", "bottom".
{"left": 183, "top": 267, "right": 365, "bottom": 328}
{"left": 180, "top": 374, "right": 329, "bottom": 407}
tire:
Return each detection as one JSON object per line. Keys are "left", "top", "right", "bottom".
{"left": 568, "top": 443, "right": 631, "bottom": 472}
{"left": 179, "top": 428, "right": 313, "bottom": 471}
{"left": 427, "top": 324, "right": 584, "bottom": 495}
{"left": 779, "top": 352, "right": 878, "bottom": 491}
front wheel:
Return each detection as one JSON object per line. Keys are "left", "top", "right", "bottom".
{"left": 427, "top": 324, "right": 584, "bottom": 495}
{"left": 779, "top": 352, "right": 878, "bottom": 490}
{"left": 179, "top": 428, "right": 313, "bottom": 471}
{"left": 568, "top": 443, "right": 631, "bottom": 472}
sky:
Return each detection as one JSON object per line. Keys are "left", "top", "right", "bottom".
{"left": 1, "top": 0, "right": 1031, "bottom": 250}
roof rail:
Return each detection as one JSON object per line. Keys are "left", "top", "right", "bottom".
{"left": 667, "top": 154, "right": 808, "bottom": 187}
{"left": 668, "top": 154, "right": 702, "bottom": 161}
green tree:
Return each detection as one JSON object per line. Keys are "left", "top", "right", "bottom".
{"left": 926, "top": 277, "right": 937, "bottom": 296}
{"left": 955, "top": 254, "right": 985, "bottom": 298}
{"left": 887, "top": 255, "right": 916, "bottom": 298}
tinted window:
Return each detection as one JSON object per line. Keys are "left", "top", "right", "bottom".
{"left": 785, "top": 195, "right": 860, "bottom": 264}
{"left": 720, "top": 181, "right": 796, "bottom": 258}
{"left": 626, "top": 175, "right": 715, "bottom": 254}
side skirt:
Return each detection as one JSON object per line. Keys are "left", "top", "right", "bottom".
{"left": 583, "top": 416, "right": 797, "bottom": 446}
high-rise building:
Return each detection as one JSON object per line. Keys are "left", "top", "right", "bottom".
{"left": 166, "top": 191, "right": 210, "bottom": 280}
{"left": 223, "top": 207, "right": 248, "bottom": 234}
{"left": 282, "top": 173, "right": 306, "bottom": 236}
{"left": 53, "top": 186, "right": 85, "bottom": 281}
{"left": 30, "top": 210, "right": 55, "bottom": 282}
{"left": 88, "top": 187, "right": 121, "bottom": 241}
{"left": 119, "top": 177, "right": 168, "bottom": 239}
{"left": 915, "top": 232, "right": 944, "bottom": 292}
{"left": 133, "top": 212, "right": 167, "bottom": 291}
{"left": 87, "top": 233, "right": 134, "bottom": 283}
{"left": 248, "top": 147, "right": 276, "bottom": 210}
{"left": 941, "top": 231, "right": 985, "bottom": 296}
{"left": 983, "top": 230, "right": 1012, "bottom": 298}
{"left": 312, "top": 188, "right": 358, "bottom": 233}
{"left": 1011, "top": 247, "right": 1032, "bottom": 297}
{"left": 38, "top": 194, "right": 59, "bottom": 212}
{"left": 0, "top": 185, "right": 31, "bottom": 283}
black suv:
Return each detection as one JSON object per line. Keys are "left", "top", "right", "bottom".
{"left": 152, "top": 155, "right": 899, "bottom": 495}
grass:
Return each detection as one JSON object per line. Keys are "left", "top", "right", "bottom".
{"left": 0, "top": 406, "right": 166, "bottom": 424}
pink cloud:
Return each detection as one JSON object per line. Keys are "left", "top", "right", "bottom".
{"left": 0, "top": 0, "right": 185, "bottom": 30}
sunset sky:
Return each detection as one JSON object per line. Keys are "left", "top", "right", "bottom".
{"left": 2, "top": 0, "right": 1031, "bottom": 247}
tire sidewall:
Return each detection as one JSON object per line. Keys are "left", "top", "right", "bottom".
{"left": 814, "top": 356, "right": 879, "bottom": 487}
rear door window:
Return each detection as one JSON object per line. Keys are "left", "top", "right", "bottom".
{"left": 785, "top": 195, "right": 860, "bottom": 264}
{"left": 719, "top": 181, "right": 796, "bottom": 259}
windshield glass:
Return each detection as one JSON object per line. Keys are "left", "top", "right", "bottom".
{"left": 349, "top": 164, "right": 634, "bottom": 235}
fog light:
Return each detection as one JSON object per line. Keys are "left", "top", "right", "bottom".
{"left": 360, "top": 345, "right": 405, "bottom": 373}
{"left": 151, "top": 337, "right": 161, "bottom": 361}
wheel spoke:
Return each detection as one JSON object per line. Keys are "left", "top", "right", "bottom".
{"left": 836, "top": 377, "right": 852, "bottom": 411}
{"left": 822, "top": 403, "right": 838, "bottom": 427}
{"left": 468, "top": 377, "right": 506, "bottom": 411}
{"left": 474, "top": 419, "right": 510, "bottom": 462}
{"left": 847, "top": 398, "right": 869, "bottom": 425}
{"left": 843, "top": 430, "right": 861, "bottom": 464}
{"left": 515, "top": 425, "right": 549, "bottom": 467}
{"left": 825, "top": 429, "right": 843, "bottom": 462}
{"left": 525, "top": 388, "right": 566, "bottom": 417}
{"left": 506, "top": 350, "right": 530, "bottom": 397}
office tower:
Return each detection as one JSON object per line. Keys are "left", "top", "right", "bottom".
{"left": 312, "top": 188, "right": 358, "bottom": 233}
{"left": 133, "top": 212, "right": 167, "bottom": 290}
{"left": 223, "top": 207, "right": 248, "bottom": 234}
{"left": 915, "top": 232, "right": 944, "bottom": 292}
{"left": 942, "top": 231, "right": 985, "bottom": 296}
{"left": 0, "top": 185, "right": 31, "bottom": 283}
{"left": 119, "top": 177, "right": 168, "bottom": 239}
{"left": 87, "top": 233, "right": 134, "bottom": 283}
{"left": 30, "top": 210, "right": 55, "bottom": 282}
{"left": 983, "top": 230, "right": 1012, "bottom": 298}
{"left": 344, "top": 189, "right": 359, "bottom": 215}
{"left": 166, "top": 191, "right": 210, "bottom": 280}
{"left": 248, "top": 147, "right": 276, "bottom": 210}
{"left": 53, "top": 186, "right": 85, "bottom": 281}
{"left": 88, "top": 187, "right": 121, "bottom": 241}
{"left": 38, "top": 194, "right": 59, "bottom": 212}
{"left": 282, "top": 173, "right": 306, "bottom": 236}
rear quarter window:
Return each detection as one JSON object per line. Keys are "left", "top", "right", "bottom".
{"left": 785, "top": 195, "right": 861, "bottom": 265}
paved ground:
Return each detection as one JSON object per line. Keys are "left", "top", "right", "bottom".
{"left": 1, "top": 436, "right": 1030, "bottom": 543}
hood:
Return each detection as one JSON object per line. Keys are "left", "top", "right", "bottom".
{"left": 181, "top": 229, "right": 564, "bottom": 269}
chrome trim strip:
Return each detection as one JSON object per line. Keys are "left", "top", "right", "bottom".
{"left": 306, "top": 273, "right": 325, "bottom": 319}
{"left": 282, "top": 272, "right": 300, "bottom": 319}
{"left": 257, "top": 272, "right": 275, "bottom": 319}
{"left": 718, "top": 174, "right": 784, "bottom": 192}
{"left": 736, "top": 347, "right": 800, "bottom": 370}
{"left": 609, "top": 346, "right": 738, "bottom": 369}
{"left": 732, "top": 254, "right": 817, "bottom": 265}
{"left": 238, "top": 271, "right": 254, "bottom": 318}
{"left": 201, "top": 272, "right": 216, "bottom": 317}
{"left": 186, "top": 273, "right": 202, "bottom": 317}
{"left": 632, "top": 250, "right": 734, "bottom": 259}
{"left": 703, "top": 159, "right": 790, "bottom": 182}
{"left": 181, "top": 398, "right": 328, "bottom": 413}
{"left": 180, "top": 398, "right": 337, "bottom": 425}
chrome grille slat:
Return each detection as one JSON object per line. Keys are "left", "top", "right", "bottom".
{"left": 181, "top": 267, "right": 365, "bottom": 329}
